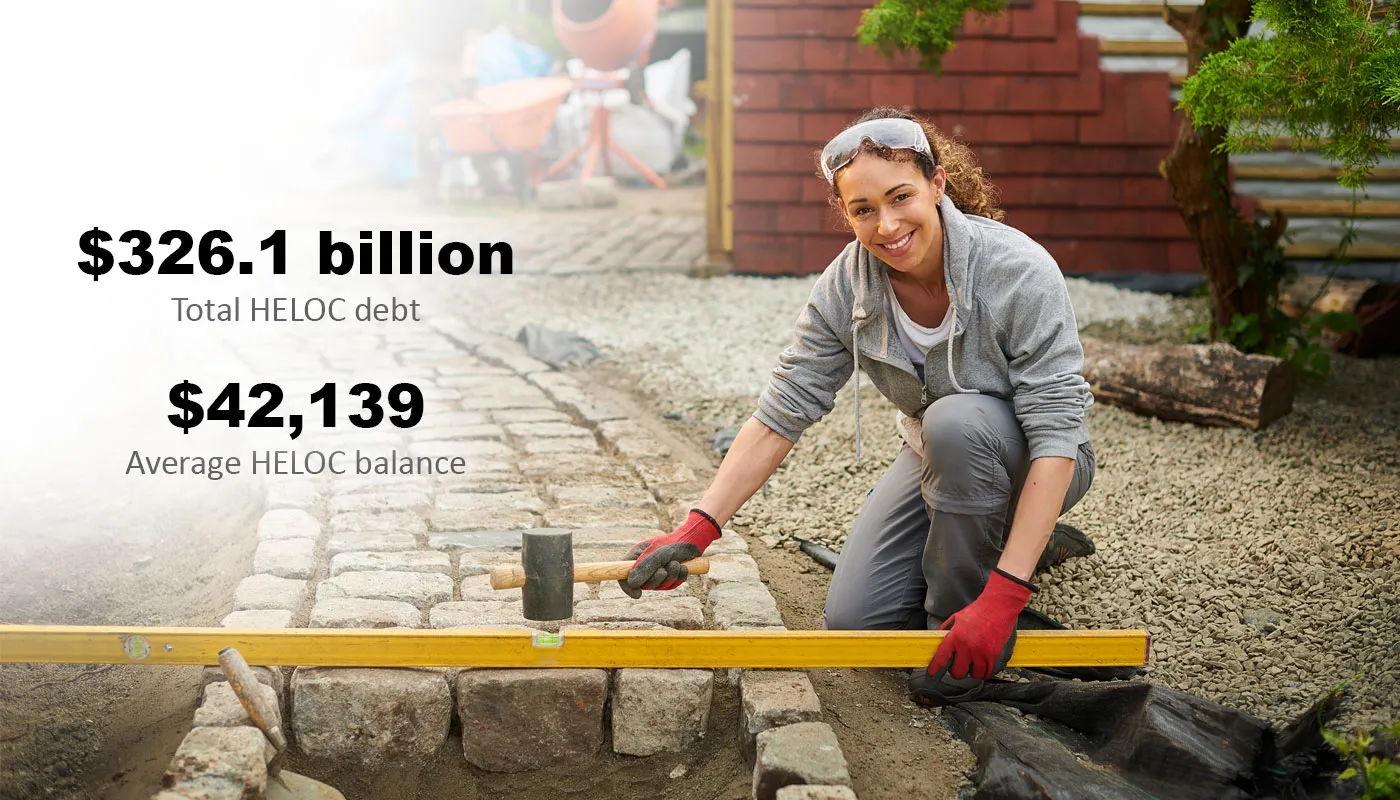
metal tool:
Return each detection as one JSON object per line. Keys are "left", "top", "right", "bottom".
{"left": 0, "top": 625, "right": 1151, "bottom": 669}
{"left": 520, "top": 529, "right": 574, "bottom": 621}
{"left": 218, "top": 646, "right": 344, "bottom": 800}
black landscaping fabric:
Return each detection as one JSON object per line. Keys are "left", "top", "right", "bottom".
{"left": 945, "top": 681, "right": 1358, "bottom": 800}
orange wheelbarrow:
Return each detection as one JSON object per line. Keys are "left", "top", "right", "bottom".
{"left": 431, "top": 76, "right": 575, "bottom": 201}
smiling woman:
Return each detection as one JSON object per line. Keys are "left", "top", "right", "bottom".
{"left": 614, "top": 105, "right": 1102, "bottom": 715}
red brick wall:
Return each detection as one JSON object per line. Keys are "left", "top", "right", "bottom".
{"left": 730, "top": 0, "right": 1198, "bottom": 275}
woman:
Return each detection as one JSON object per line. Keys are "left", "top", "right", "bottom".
{"left": 620, "top": 107, "right": 1098, "bottom": 706}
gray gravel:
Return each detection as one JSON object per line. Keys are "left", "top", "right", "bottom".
{"left": 443, "top": 269, "right": 1400, "bottom": 734}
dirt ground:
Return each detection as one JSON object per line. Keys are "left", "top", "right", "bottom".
{"left": 0, "top": 478, "right": 264, "bottom": 799}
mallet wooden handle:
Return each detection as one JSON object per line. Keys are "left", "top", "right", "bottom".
{"left": 490, "top": 557, "right": 711, "bottom": 590}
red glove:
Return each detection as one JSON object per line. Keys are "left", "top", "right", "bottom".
{"left": 619, "top": 509, "right": 721, "bottom": 598}
{"left": 929, "top": 569, "right": 1037, "bottom": 681}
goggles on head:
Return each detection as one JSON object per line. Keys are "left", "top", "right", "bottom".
{"left": 820, "top": 118, "right": 934, "bottom": 185}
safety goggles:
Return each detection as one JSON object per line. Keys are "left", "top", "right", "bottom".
{"left": 820, "top": 118, "right": 934, "bottom": 185}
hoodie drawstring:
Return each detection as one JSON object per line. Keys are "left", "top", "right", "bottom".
{"left": 852, "top": 287, "right": 869, "bottom": 462}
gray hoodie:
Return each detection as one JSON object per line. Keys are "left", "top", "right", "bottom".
{"left": 753, "top": 194, "right": 1094, "bottom": 463}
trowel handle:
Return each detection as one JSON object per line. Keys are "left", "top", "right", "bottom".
{"left": 218, "top": 647, "right": 287, "bottom": 754}
{"left": 489, "top": 557, "right": 710, "bottom": 590}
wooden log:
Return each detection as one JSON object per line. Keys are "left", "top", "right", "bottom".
{"left": 1080, "top": 337, "right": 1297, "bottom": 430}
{"left": 1279, "top": 275, "right": 1400, "bottom": 358}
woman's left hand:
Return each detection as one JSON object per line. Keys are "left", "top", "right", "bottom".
{"left": 928, "top": 569, "right": 1037, "bottom": 681}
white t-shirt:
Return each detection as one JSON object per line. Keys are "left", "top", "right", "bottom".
{"left": 886, "top": 271, "right": 952, "bottom": 369}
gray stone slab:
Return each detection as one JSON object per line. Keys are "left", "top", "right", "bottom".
{"left": 433, "top": 475, "right": 532, "bottom": 495}
{"left": 316, "top": 571, "right": 453, "bottom": 608}
{"left": 256, "top": 509, "right": 320, "bottom": 541}
{"left": 429, "top": 508, "right": 538, "bottom": 531}
{"left": 411, "top": 440, "right": 517, "bottom": 461}
{"left": 458, "top": 551, "right": 524, "bottom": 576}
{"left": 704, "top": 554, "right": 762, "bottom": 589}
{"left": 292, "top": 668, "right": 451, "bottom": 766}
{"left": 330, "top": 550, "right": 452, "bottom": 576}
{"left": 709, "top": 582, "right": 784, "bottom": 630}
{"left": 328, "top": 492, "right": 432, "bottom": 516}
{"left": 428, "top": 530, "right": 524, "bottom": 552}
{"left": 740, "top": 671, "right": 824, "bottom": 762}
{"left": 330, "top": 477, "right": 434, "bottom": 496}
{"left": 233, "top": 575, "right": 306, "bottom": 612}
{"left": 326, "top": 532, "right": 419, "bottom": 555}
{"left": 429, "top": 600, "right": 528, "bottom": 629}
{"left": 550, "top": 486, "right": 657, "bottom": 509}
{"left": 265, "top": 481, "right": 319, "bottom": 511}
{"left": 754, "top": 722, "right": 852, "bottom": 800}
{"left": 597, "top": 419, "right": 648, "bottom": 440}
{"left": 434, "top": 491, "right": 544, "bottom": 513}
{"left": 252, "top": 538, "right": 316, "bottom": 580}
{"left": 412, "top": 410, "right": 492, "bottom": 428}
{"left": 490, "top": 408, "right": 571, "bottom": 424}
{"left": 309, "top": 597, "right": 421, "bottom": 629}
{"left": 505, "top": 422, "right": 592, "bottom": 438}
{"left": 517, "top": 454, "right": 623, "bottom": 478}
{"left": 163, "top": 726, "right": 267, "bottom": 799}
{"left": 598, "top": 579, "right": 693, "bottom": 600}
{"left": 573, "top": 597, "right": 703, "bottom": 630}
{"left": 219, "top": 609, "right": 293, "bottom": 629}
{"left": 194, "top": 681, "right": 280, "bottom": 729}
{"left": 523, "top": 437, "right": 600, "bottom": 456}
{"left": 612, "top": 436, "right": 671, "bottom": 460}
{"left": 329, "top": 511, "right": 427, "bottom": 536}
{"left": 200, "top": 665, "right": 282, "bottom": 699}
{"left": 456, "top": 669, "right": 609, "bottom": 771}
{"left": 544, "top": 507, "right": 662, "bottom": 529}
{"left": 634, "top": 459, "right": 698, "bottom": 486}
{"left": 611, "top": 669, "right": 714, "bottom": 756}
{"left": 708, "top": 530, "right": 751, "bottom": 554}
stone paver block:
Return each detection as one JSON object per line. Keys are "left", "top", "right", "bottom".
{"left": 411, "top": 440, "right": 516, "bottom": 461}
{"left": 456, "top": 669, "right": 609, "bottom": 771}
{"left": 413, "top": 410, "right": 491, "bottom": 428}
{"left": 436, "top": 374, "right": 535, "bottom": 392}
{"left": 407, "top": 424, "right": 504, "bottom": 442}
{"left": 710, "top": 582, "right": 784, "bottom": 630}
{"left": 754, "top": 722, "right": 852, "bottom": 800}
{"left": 233, "top": 575, "right": 306, "bottom": 612}
{"left": 331, "top": 477, "right": 433, "bottom": 496}
{"left": 292, "top": 668, "right": 451, "bottom": 766}
{"left": 611, "top": 669, "right": 714, "bottom": 756}
{"left": 635, "top": 460, "right": 698, "bottom": 486}
{"left": 517, "top": 453, "right": 619, "bottom": 477}
{"left": 195, "top": 681, "right": 280, "bottom": 729}
{"left": 544, "top": 507, "right": 661, "bottom": 529}
{"left": 434, "top": 476, "right": 531, "bottom": 495}
{"left": 475, "top": 341, "right": 554, "bottom": 375}
{"left": 573, "top": 597, "right": 703, "bottom": 629}
{"left": 550, "top": 486, "right": 656, "bottom": 509}
{"left": 256, "top": 509, "right": 320, "bottom": 541}
{"left": 571, "top": 527, "right": 664, "bottom": 549}
{"left": 429, "top": 530, "right": 524, "bottom": 552}
{"left": 163, "top": 726, "right": 267, "bottom": 799}
{"left": 776, "top": 786, "right": 859, "bottom": 800}
{"left": 740, "top": 670, "right": 824, "bottom": 761}
{"left": 429, "top": 508, "right": 538, "bottom": 531}
{"left": 330, "top": 511, "right": 427, "bottom": 536}
{"left": 330, "top": 550, "right": 451, "bottom": 576}
{"left": 523, "top": 437, "right": 599, "bottom": 456}
{"left": 563, "top": 621, "right": 670, "bottom": 631}
{"left": 265, "top": 481, "right": 319, "bottom": 510}
{"left": 458, "top": 392, "right": 555, "bottom": 412}
{"left": 326, "top": 532, "right": 419, "bottom": 555}
{"left": 317, "top": 571, "right": 453, "bottom": 608}
{"left": 329, "top": 492, "right": 432, "bottom": 516}
{"left": 597, "top": 419, "right": 648, "bottom": 440}
{"left": 430, "top": 600, "right": 528, "bottom": 629}
{"left": 505, "top": 422, "right": 592, "bottom": 438}
{"left": 252, "top": 539, "right": 315, "bottom": 580}
{"left": 704, "top": 554, "right": 761, "bottom": 588}
{"left": 612, "top": 436, "right": 671, "bottom": 460}
{"left": 309, "top": 597, "right": 421, "bottom": 629}
{"left": 435, "top": 491, "right": 544, "bottom": 514}
{"left": 220, "top": 609, "right": 293, "bottom": 629}
{"left": 458, "top": 551, "right": 524, "bottom": 576}
{"left": 709, "top": 530, "right": 751, "bottom": 554}
{"left": 490, "top": 408, "right": 571, "bottom": 424}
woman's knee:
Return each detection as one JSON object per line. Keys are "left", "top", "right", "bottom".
{"left": 920, "top": 394, "right": 1019, "bottom": 467}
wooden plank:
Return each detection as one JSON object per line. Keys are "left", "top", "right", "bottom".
{"left": 1098, "top": 39, "right": 1188, "bottom": 55}
{"left": 1234, "top": 165, "right": 1400, "bottom": 181}
{"left": 1284, "top": 242, "right": 1400, "bottom": 258}
{"left": 0, "top": 625, "right": 1152, "bottom": 669}
{"left": 1260, "top": 198, "right": 1400, "bottom": 217}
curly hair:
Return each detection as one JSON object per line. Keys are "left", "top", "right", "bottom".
{"left": 820, "top": 107, "right": 1004, "bottom": 222}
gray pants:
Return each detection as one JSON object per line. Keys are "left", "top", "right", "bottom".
{"left": 823, "top": 393, "right": 1096, "bottom": 632}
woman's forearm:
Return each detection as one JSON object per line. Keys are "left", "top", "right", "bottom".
{"left": 997, "top": 456, "right": 1075, "bottom": 582}
{"left": 697, "top": 417, "right": 795, "bottom": 527}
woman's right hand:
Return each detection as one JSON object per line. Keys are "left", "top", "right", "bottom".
{"left": 617, "top": 509, "right": 721, "bottom": 599}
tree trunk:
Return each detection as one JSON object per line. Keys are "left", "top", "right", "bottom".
{"left": 1162, "top": 0, "right": 1277, "bottom": 344}
{"left": 1081, "top": 336, "right": 1297, "bottom": 429}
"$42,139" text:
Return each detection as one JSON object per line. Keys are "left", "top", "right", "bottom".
{"left": 168, "top": 381, "right": 423, "bottom": 439}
